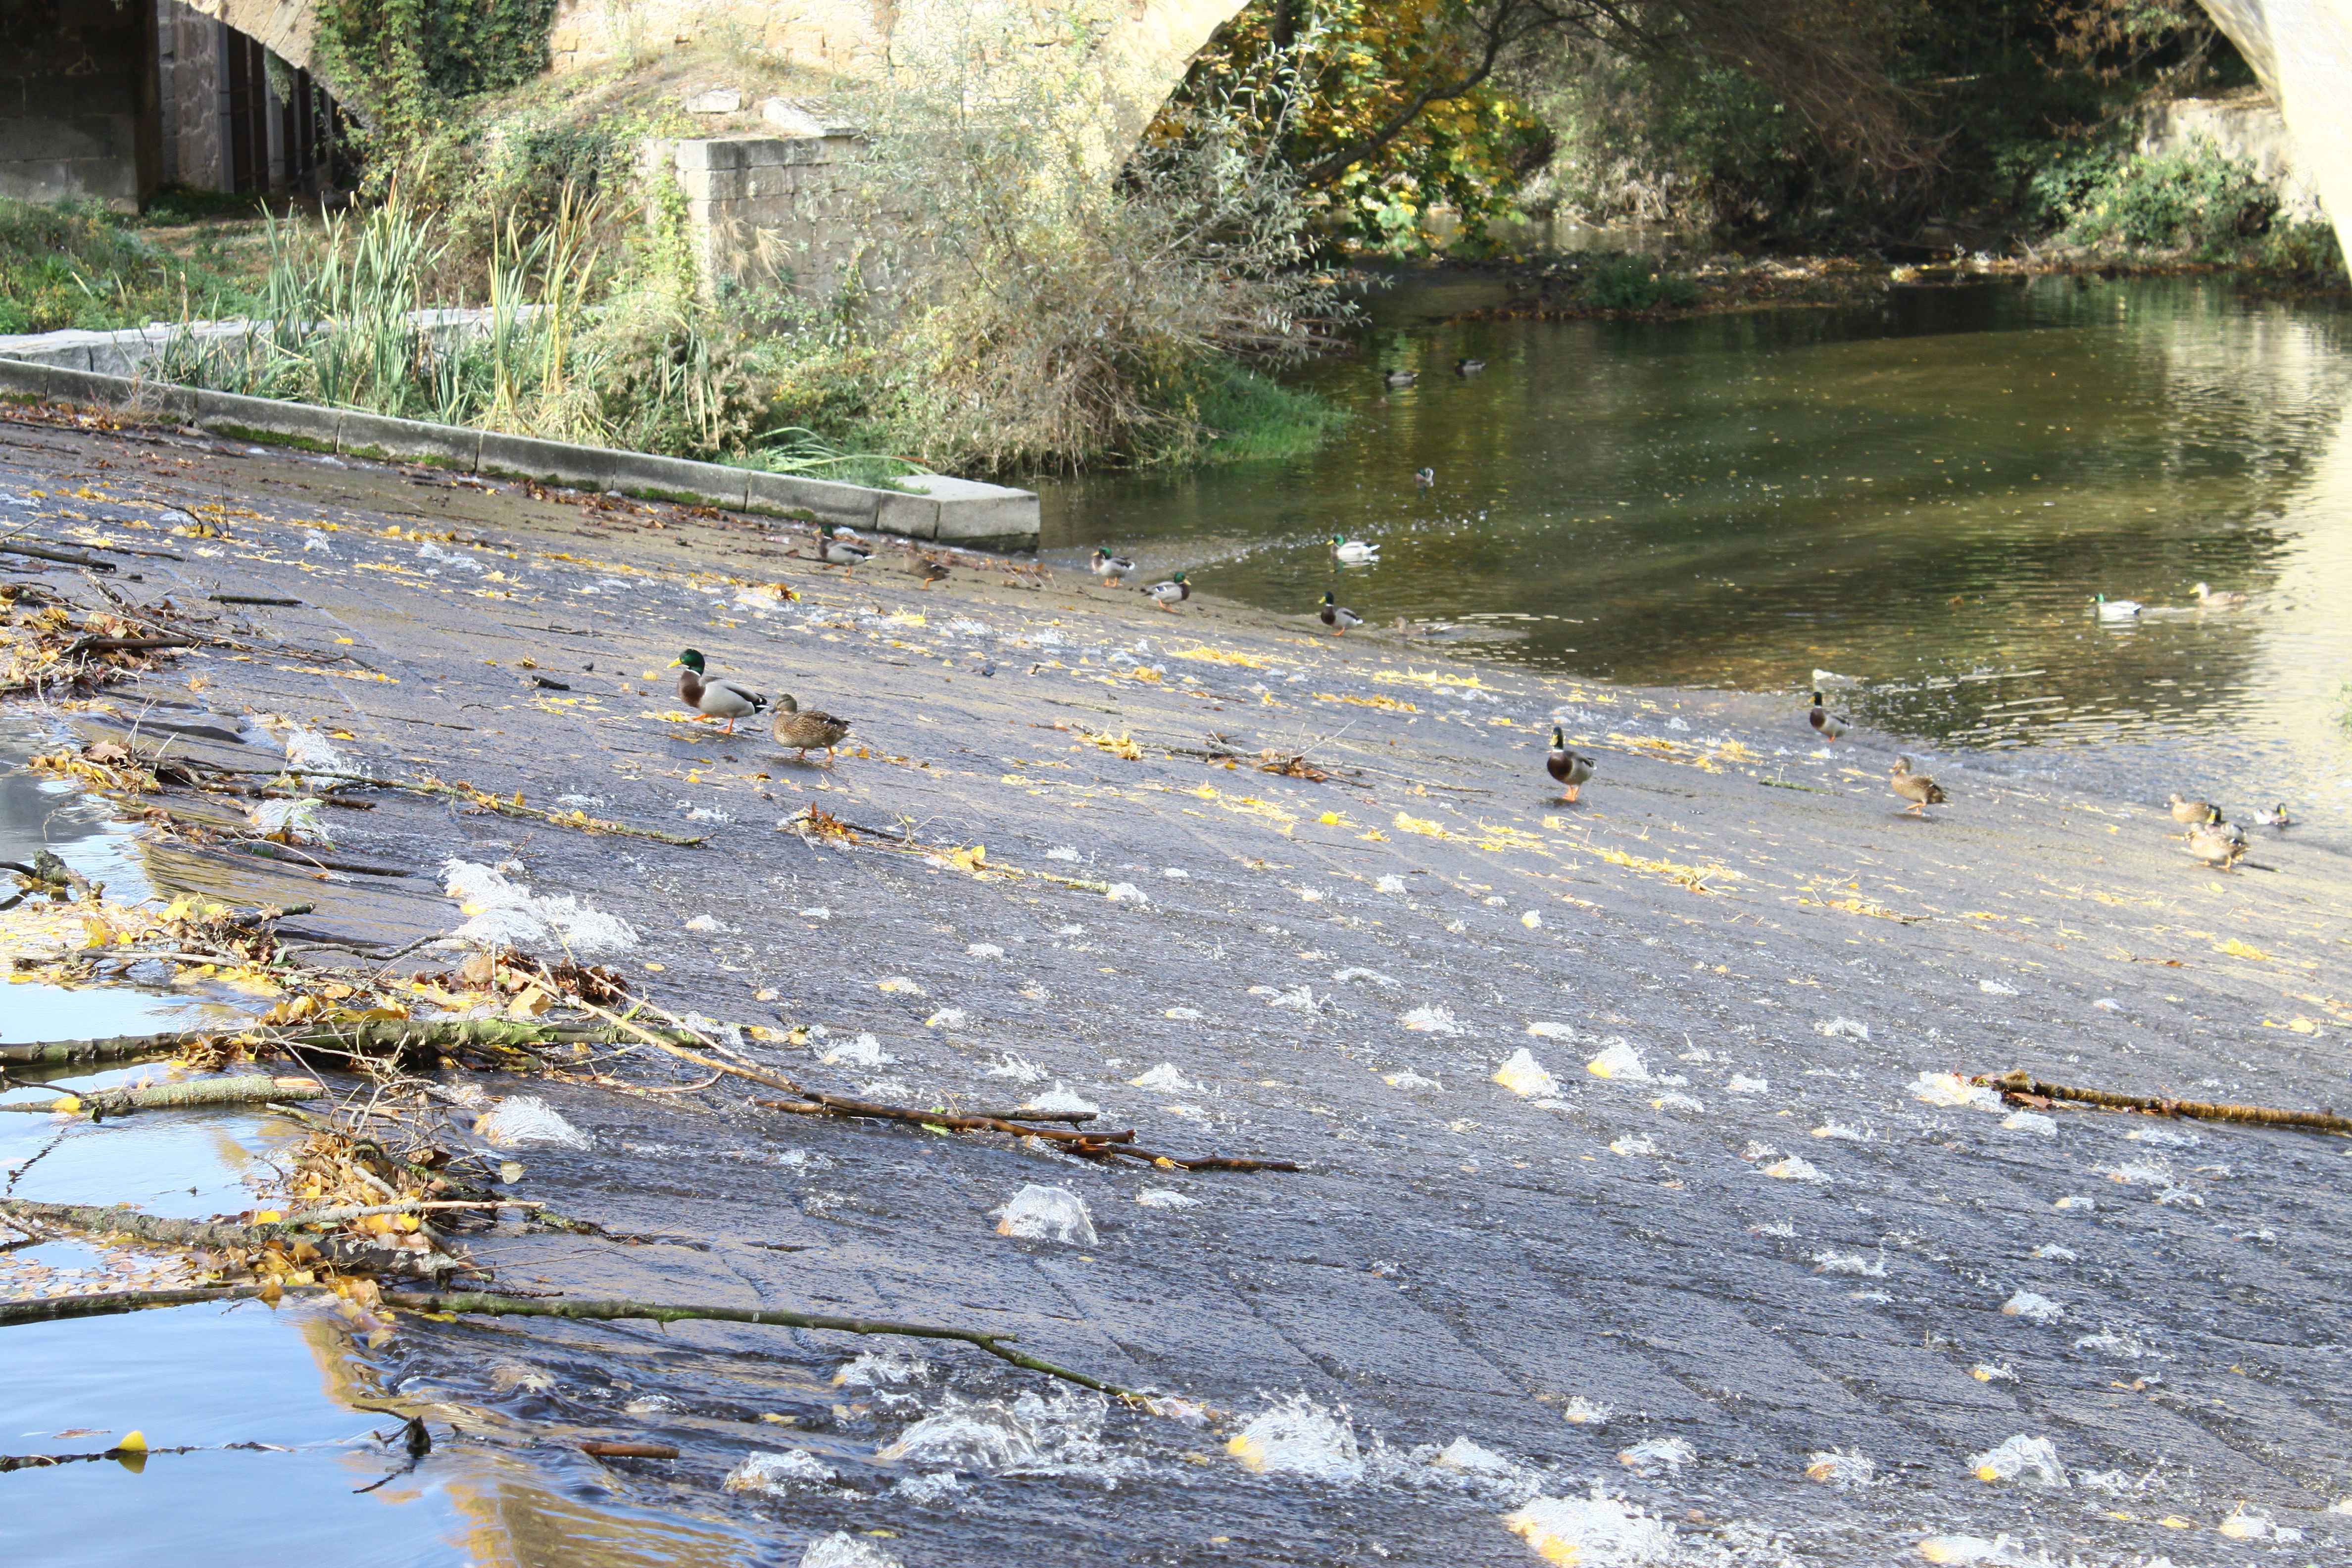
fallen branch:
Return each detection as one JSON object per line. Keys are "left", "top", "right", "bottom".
{"left": 0, "top": 1199, "right": 464, "bottom": 1276}
{"left": 61, "top": 634, "right": 196, "bottom": 657}
{"left": 183, "top": 766, "right": 708, "bottom": 846}
{"left": 0, "top": 1285, "right": 1137, "bottom": 1396}
{"left": 1979, "top": 1069, "right": 2352, "bottom": 1135}
{"left": 209, "top": 594, "right": 301, "bottom": 606}
{"left": 0, "top": 541, "right": 113, "bottom": 571}
{"left": 0, "top": 1075, "right": 322, "bottom": 1117}
{"left": 0, "top": 1017, "right": 704, "bottom": 1070}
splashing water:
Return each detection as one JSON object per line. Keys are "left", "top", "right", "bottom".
{"left": 1503, "top": 1489, "right": 1684, "bottom": 1566}
{"left": 1970, "top": 1433, "right": 2066, "bottom": 1486}
{"left": 1226, "top": 1395, "right": 1365, "bottom": 1481}
{"left": 992, "top": 1185, "right": 1097, "bottom": 1244}
{"left": 473, "top": 1096, "right": 591, "bottom": 1150}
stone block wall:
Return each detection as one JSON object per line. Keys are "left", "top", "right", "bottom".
{"left": 659, "top": 131, "right": 876, "bottom": 300}
{"left": 2142, "top": 91, "right": 2325, "bottom": 220}
{"left": 0, "top": 0, "right": 159, "bottom": 210}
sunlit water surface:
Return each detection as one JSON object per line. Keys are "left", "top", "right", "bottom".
{"left": 1042, "top": 276, "right": 2352, "bottom": 834}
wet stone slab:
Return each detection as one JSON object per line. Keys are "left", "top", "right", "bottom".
{"left": 2, "top": 409, "right": 2350, "bottom": 1563}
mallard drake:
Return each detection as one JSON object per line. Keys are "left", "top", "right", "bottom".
{"left": 1890, "top": 755, "right": 1947, "bottom": 815}
{"left": 1384, "top": 369, "right": 1418, "bottom": 387}
{"left": 2167, "top": 791, "right": 2213, "bottom": 829}
{"left": 2093, "top": 593, "right": 2141, "bottom": 621}
{"left": 1547, "top": 726, "right": 1595, "bottom": 802}
{"left": 1414, "top": 466, "right": 1435, "bottom": 490}
{"left": 2186, "top": 805, "right": 2246, "bottom": 871}
{"left": 671, "top": 648, "right": 768, "bottom": 735}
{"left": 1329, "top": 535, "right": 1380, "bottom": 564}
{"left": 1320, "top": 591, "right": 1363, "bottom": 635}
{"left": 772, "top": 694, "right": 852, "bottom": 762}
{"left": 1455, "top": 357, "right": 1487, "bottom": 374}
{"left": 2262, "top": 802, "right": 2293, "bottom": 828}
{"left": 817, "top": 524, "right": 872, "bottom": 570}
{"left": 1143, "top": 571, "right": 1189, "bottom": 611}
{"left": 1808, "top": 690, "right": 1852, "bottom": 741}
{"left": 2193, "top": 582, "right": 2251, "bottom": 608}
{"left": 1091, "top": 547, "right": 1135, "bottom": 587}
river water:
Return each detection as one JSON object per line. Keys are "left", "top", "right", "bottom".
{"left": 1042, "top": 275, "right": 2352, "bottom": 835}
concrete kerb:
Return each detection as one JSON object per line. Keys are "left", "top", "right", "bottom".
{"left": 0, "top": 357, "right": 1041, "bottom": 546}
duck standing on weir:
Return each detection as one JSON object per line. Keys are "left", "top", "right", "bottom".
{"left": 1808, "top": 690, "right": 1852, "bottom": 741}
{"left": 1143, "top": 572, "right": 1190, "bottom": 611}
{"left": 1547, "top": 726, "right": 1595, "bottom": 803}
{"left": 1091, "top": 548, "right": 1136, "bottom": 587}
{"left": 817, "top": 525, "right": 873, "bottom": 572}
{"left": 773, "top": 694, "right": 853, "bottom": 763}
{"left": 1889, "top": 756, "right": 1948, "bottom": 816}
{"left": 1320, "top": 591, "right": 1363, "bottom": 635}
{"left": 671, "top": 649, "right": 768, "bottom": 736}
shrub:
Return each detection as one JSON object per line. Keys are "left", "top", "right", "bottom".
{"left": 1582, "top": 256, "right": 1697, "bottom": 310}
{"left": 2064, "top": 138, "right": 2278, "bottom": 253}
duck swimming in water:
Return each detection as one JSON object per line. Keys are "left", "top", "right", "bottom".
{"left": 1329, "top": 535, "right": 1379, "bottom": 565}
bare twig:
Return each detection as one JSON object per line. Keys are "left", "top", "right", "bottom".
{"left": 1979, "top": 1069, "right": 2352, "bottom": 1136}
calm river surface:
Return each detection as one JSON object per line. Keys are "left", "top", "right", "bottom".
{"left": 1041, "top": 275, "right": 2352, "bottom": 833}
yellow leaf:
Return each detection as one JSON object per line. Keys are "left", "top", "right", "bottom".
{"left": 1394, "top": 813, "right": 1452, "bottom": 838}
{"left": 116, "top": 1431, "right": 146, "bottom": 1453}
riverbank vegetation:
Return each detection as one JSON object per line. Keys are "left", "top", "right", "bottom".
{"left": 2, "top": 0, "right": 2341, "bottom": 476}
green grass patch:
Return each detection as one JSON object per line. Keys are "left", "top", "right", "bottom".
{"left": 0, "top": 198, "right": 257, "bottom": 335}
{"left": 1184, "top": 361, "right": 1344, "bottom": 465}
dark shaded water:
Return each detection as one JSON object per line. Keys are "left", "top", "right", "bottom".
{"left": 1042, "top": 276, "right": 2352, "bottom": 829}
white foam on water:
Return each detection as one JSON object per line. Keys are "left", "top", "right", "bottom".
{"left": 1806, "top": 1449, "right": 1875, "bottom": 1486}
{"left": 1810, "top": 1119, "right": 1869, "bottom": 1141}
{"left": 1816, "top": 1017, "right": 1870, "bottom": 1039}
{"left": 1493, "top": 1048, "right": 1559, "bottom": 1098}
{"left": 1226, "top": 1395, "right": 1363, "bottom": 1481}
{"left": 2001, "top": 1111, "right": 2057, "bottom": 1135}
{"left": 1650, "top": 1092, "right": 1706, "bottom": 1114}
{"left": 1136, "top": 1188, "right": 1199, "bottom": 1209}
{"left": 1812, "top": 1251, "right": 1886, "bottom": 1276}
{"left": 1162, "top": 1006, "right": 1205, "bottom": 1021}
{"left": 1608, "top": 1134, "right": 1659, "bottom": 1158}
{"left": 820, "top": 1033, "right": 894, "bottom": 1067}
{"left": 473, "top": 1096, "right": 591, "bottom": 1149}
{"left": 440, "top": 859, "right": 640, "bottom": 954}
{"left": 1431, "top": 1436, "right": 1515, "bottom": 1476}
{"left": 1560, "top": 1395, "right": 1614, "bottom": 1425}
{"left": 724, "top": 1448, "right": 836, "bottom": 1497}
{"left": 876, "top": 1389, "right": 1138, "bottom": 1485}
{"left": 924, "top": 1009, "right": 968, "bottom": 1029}
{"left": 1105, "top": 882, "right": 1147, "bottom": 903}
{"left": 1912, "top": 1071, "right": 2002, "bottom": 1112}
{"left": 1384, "top": 1070, "right": 1441, "bottom": 1090}
{"left": 834, "top": 1349, "right": 932, "bottom": 1388}
{"left": 2030, "top": 1243, "right": 2076, "bottom": 1261}
{"left": 799, "top": 1532, "right": 903, "bottom": 1568}
{"left": 2001, "top": 1290, "right": 2064, "bottom": 1323}
{"left": 1970, "top": 1433, "right": 2065, "bottom": 1486}
{"left": 1762, "top": 1155, "right": 1827, "bottom": 1183}
{"left": 1398, "top": 1005, "right": 1464, "bottom": 1034}
{"left": 1022, "top": 1085, "right": 1097, "bottom": 1115}
{"left": 1725, "top": 1074, "right": 1769, "bottom": 1095}
{"left": 1585, "top": 1041, "right": 1649, "bottom": 1081}
{"left": 966, "top": 943, "right": 1006, "bottom": 958}
{"left": 1128, "top": 1064, "right": 1198, "bottom": 1091}
{"left": 984, "top": 1054, "right": 1046, "bottom": 1081}
{"left": 246, "top": 797, "right": 334, "bottom": 845}
{"left": 1332, "top": 967, "right": 1396, "bottom": 986}
{"left": 1616, "top": 1436, "right": 1694, "bottom": 1475}
{"left": 992, "top": 1184, "right": 1096, "bottom": 1244}
{"left": 1503, "top": 1489, "right": 1683, "bottom": 1566}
